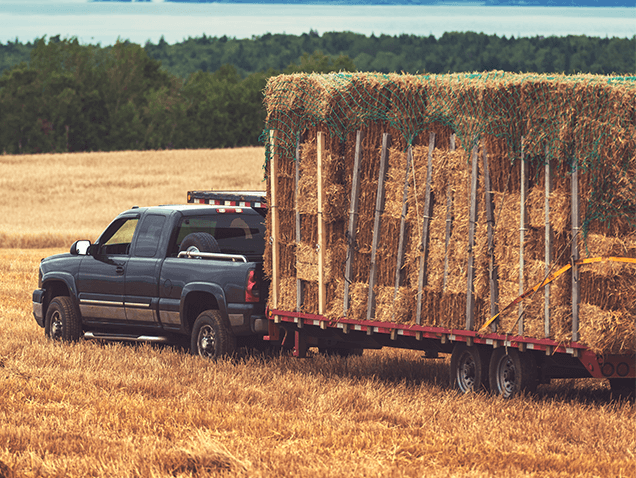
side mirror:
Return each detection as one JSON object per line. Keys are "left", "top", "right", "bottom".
{"left": 70, "top": 240, "right": 91, "bottom": 255}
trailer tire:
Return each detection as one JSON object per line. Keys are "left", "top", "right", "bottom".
{"left": 319, "top": 347, "right": 363, "bottom": 358}
{"left": 450, "top": 343, "right": 490, "bottom": 393}
{"left": 191, "top": 310, "right": 236, "bottom": 359}
{"left": 489, "top": 348, "right": 537, "bottom": 398}
{"left": 179, "top": 232, "right": 221, "bottom": 254}
{"left": 45, "top": 296, "right": 82, "bottom": 342}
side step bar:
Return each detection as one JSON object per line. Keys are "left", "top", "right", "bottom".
{"left": 84, "top": 332, "right": 170, "bottom": 343}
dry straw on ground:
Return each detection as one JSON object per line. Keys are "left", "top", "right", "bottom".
{"left": 263, "top": 72, "right": 636, "bottom": 354}
{"left": 0, "top": 249, "right": 635, "bottom": 477}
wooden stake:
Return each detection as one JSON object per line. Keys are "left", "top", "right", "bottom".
{"left": 392, "top": 145, "right": 413, "bottom": 317}
{"left": 344, "top": 130, "right": 364, "bottom": 315}
{"left": 269, "top": 130, "right": 280, "bottom": 311}
{"left": 295, "top": 137, "right": 303, "bottom": 314}
{"left": 416, "top": 132, "right": 436, "bottom": 325}
{"left": 366, "top": 133, "right": 390, "bottom": 321}
{"left": 442, "top": 187, "right": 453, "bottom": 293}
{"left": 571, "top": 156, "right": 580, "bottom": 342}
{"left": 482, "top": 140, "right": 499, "bottom": 330}
{"left": 465, "top": 139, "right": 479, "bottom": 331}
{"left": 317, "top": 132, "right": 327, "bottom": 316}
{"left": 544, "top": 144, "right": 552, "bottom": 338}
{"left": 519, "top": 138, "right": 527, "bottom": 336}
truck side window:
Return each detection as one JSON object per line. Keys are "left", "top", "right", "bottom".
{"left": 99, "top": 218, "right": 139, "bottom": 255}
{"left": 135, "top": 214, "right": 166, "bottom": 258}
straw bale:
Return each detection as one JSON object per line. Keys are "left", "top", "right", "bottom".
{"left": 346, "top": 282, "right": 370, "bottom": 322}
{"left": 373, "top": 285, "right": 415, "bottom": 324}
{"left": 577, "top": 304, "right": 635, "bottom": 355}
{"left": 278, "top": 277, "right": 299, "bottom": 312}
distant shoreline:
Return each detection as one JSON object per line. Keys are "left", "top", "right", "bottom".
{"left": 90, "top": 0, "right": 635, "bottom": 7}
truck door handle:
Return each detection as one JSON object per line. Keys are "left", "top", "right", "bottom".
{"left": 116, "top": 265, "right": 125, "bottom": 275}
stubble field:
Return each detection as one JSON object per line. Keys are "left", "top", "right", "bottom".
{"left": 0, "top": 149, "right": 634, "bottom": 477}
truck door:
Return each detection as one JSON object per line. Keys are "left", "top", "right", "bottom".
{"left": 124, "top": 214, "right": 167, "bottom": 324}
{"left": 77, "top": 216, "right": 139, "bottom": 322}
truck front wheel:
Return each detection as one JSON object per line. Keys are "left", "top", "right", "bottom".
{"left": 489, "top": 348, "right": 537, "bottom": 398}
{"left": 45, "top": 296, "right": 82, "bottom": 342}
{"left": 191, "top": 310, "right": 236, "bottom": 359}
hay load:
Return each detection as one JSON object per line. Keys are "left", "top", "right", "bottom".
{"left": 263, "top": 72, "right": 636, "bottom": 354}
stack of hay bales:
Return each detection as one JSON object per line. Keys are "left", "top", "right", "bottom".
{"left": 263, "top": 72, "right": 636, "bottom": 354}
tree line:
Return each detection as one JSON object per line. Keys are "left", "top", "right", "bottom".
{"left": 0, "top": 32, "right": 633, "bottom": 154}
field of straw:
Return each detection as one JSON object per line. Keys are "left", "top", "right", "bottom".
{"left": 0, "top": 149, "right": 634, "bottom": 477}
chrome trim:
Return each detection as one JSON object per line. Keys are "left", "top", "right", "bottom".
{"left": 80, "top": 299, "right": 125, "bottom": 306}
{"left": 124, "top": 302, "right": 151, "bottom": 308}
{"left": 253, "top": 318, "right": 268, "bottom": 333}
{"left": 177, "top": 251, "right": 248, "bottom": 263}
{"left": 228, "top": 314, "right": 244, "bottom": 326}
{"left": 79, "top": 304, "right": 126, "bottom": 321}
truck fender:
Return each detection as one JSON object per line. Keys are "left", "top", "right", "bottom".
{"left": 41, "top": 272, "right": 80, "bottom": 312}
{"left": 179, "top": 282, "right": 229, "bottom": 333}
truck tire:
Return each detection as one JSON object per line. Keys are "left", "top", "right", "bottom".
{"left": 179, "top": 232, "right": 221, "bottom": 254}
{"left": 191, "top": 310, "right": 236, "bottom": 359}
{"left": 450, "top": 343, "right": 490, "bottom": 393}
{"left": 489, "top": 348, "right": 537, "bottom": 398}
{"left": 45, "top": 296, "right": 82, "bottom": 342}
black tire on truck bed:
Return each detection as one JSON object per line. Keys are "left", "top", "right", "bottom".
{"left": 179, "top": 232, "right": 221, "bottom": 254}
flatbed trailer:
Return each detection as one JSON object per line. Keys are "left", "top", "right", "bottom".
{"left": 264, "top": 308, "right": 635, "bottom": 395}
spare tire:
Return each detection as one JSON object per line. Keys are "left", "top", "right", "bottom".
{"left": 179, "top": 232, "right": 221, "bottom": 254}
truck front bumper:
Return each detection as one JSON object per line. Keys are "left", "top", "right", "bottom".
{"left": 32, "top": 289, "right": 45, "bottom": 327}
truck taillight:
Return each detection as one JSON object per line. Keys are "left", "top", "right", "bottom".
{"left": 245, "top": 270, "right": 259, "bottom": 303}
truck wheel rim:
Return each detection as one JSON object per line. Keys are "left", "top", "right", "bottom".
{"left": 496, "top": 355, "right": 516, "bottom": 398}
{"left": 198, "top": 324, "right": 216, "bottom": 358}
{"left": 457, "top": 351, "right": 476, "bottom": 392}
{"left": 50, "top": 310, "right": 63, "bottom": 340}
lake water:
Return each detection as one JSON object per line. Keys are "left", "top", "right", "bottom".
{"left": 0, "top": 1, "right": 634, "bottom": 46}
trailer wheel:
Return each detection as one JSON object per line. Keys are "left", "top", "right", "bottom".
{"left": 450, "top": 343, "right": 490, "bottom": 393}
{"left": 45, "top": 296, "right": 82, "bottom": 342}
{"left": 191, "top": 310, "right": 236, "bottom": 359}
{"left": 489, "top": 348, "right": 537, "bottom": 398}
{"left": 179, "top": 232, "right": 221, "bottom": 254}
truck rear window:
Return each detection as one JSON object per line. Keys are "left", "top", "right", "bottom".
{"left": 174, "top": 213, "right": 265, "bottom": 257}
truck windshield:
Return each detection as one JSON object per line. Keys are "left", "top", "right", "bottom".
{"left": 175, "top": 213, "right": 265, "bottom": 257}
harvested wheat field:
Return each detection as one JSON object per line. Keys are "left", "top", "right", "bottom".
{"left": 0, "top": 149, "right": 635, "bottom": 477}
{"left": 0, "top": 147, "right": 265, "bottom": 248}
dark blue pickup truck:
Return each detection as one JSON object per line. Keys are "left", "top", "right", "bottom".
{"left": 32, "top": 192, "right": 268, "bottom": 358}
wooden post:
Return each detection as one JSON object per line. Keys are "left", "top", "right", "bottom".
{"left": 465, "top": 139, "right": 479, "bottom": 331}
{"left": 392, "top": 145, "right": 413, "bottom": 316}
{"left": 544, "top": 144, "right": 552, "bottom": 338}
{"left": 482, "top": 140, "right": 499, "bottom": 330}
{"left": 269, "top": 130, "right": 280, "bottom": 312}
{"left": 295, "top": 137, "right": 303, "bottom": 314}
{"left": 443, "top": 133, "right": 456, "bottom": 292}
{"left": 571, "top": 156, "right": 580, "bottom": 342}
{"left": 518, "top": 138, "right": 527, "bottom": 336}
{"left": 317, "top": 132, "right": 327, "bottom": 316}
{"left": 343, "top": 130, "right": 364, "bottom": 315}
{"left": 366, "top": 133, "right": 390, "bottom": 321}
{"left": 416, "top": 132, "right": 436, "bottom": 325}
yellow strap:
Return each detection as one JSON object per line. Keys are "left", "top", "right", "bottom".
{"left": 478, "top": 256, "right": 636, "bottom": 334}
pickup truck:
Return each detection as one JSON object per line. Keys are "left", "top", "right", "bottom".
{"left": 32, "top": 192, "right": 268, "bottom": 358}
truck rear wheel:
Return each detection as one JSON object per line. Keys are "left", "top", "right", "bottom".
{"left": 450, "top": 343, "right": 490, "bottom": 393}
{"left": 191, "top": 310, "right": 236, "bottom": 359}
{"left": 179, "top": 232, "right": 221, "bottom": 254}
{"left": 489, "top": 348, "right": 537, "bottom": 398}
{"left": 45, "top": 296, "right": 82, "bottom": 342}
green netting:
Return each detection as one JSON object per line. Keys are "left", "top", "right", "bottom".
{"left": 262, "top": 72, "right": 636, "bottom": 233}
